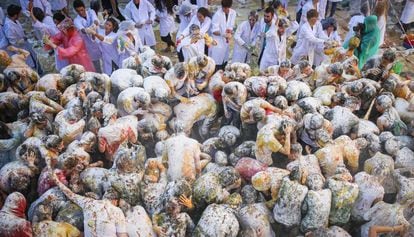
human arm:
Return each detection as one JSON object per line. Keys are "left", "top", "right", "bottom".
{"left": 234, "top": 21, "right": 247, "bottom": 47}
{"left": 109, "top": 0, "right": 119, "bottom": 17}
{"left": 7, "top": 45, "right": 30, "bottom": 60}
{"left": 302, "top": 23, "right": 325, "bottom": 44}
{"left": 49, "top": 168, "right": 88, "bottom": 208}
{"left": 278, "top": 125, "right": 293, "bottom": 155}
{"left": 285, "top": 20, "right": 299, "bottom": 37}
{"left": 38, "top": 95, "right": 64, "bottom": 113}
{"left": 40, "top": 0, "right": 52, "bottom": 16}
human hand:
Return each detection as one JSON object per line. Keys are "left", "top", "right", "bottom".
{"left": 367, "top": 68, "right": 382, "bottom": 76}
{"left": 85, "top": 27, "right": 96, "bottom": 35}
{"left": 178, "top": 194, "right": 193, "bottom": 209}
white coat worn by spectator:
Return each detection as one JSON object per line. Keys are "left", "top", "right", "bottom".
{"left": 124, "top": 0, "right": 157, "bottom": 47}
{"left": 50, "top": 0, "right": 68, "bottom": 12}
{"left": 20, "top": 0, "right": 52, "bottom": 17}
{"left": 232, "top": 11, "right": 260, "bottom": 64}
{"left": 73, "top": 2, "right": 102, "bottom": 72}
{"left": 259, "top": 9, "right": 299, "bottom": 71}
{"left": 180, "top": 8, "right": 212, "bottom": 41}
{"left": 300, "top": 0, "right": 319, "bottom": 27}
{"left": 117, "top": 20, "right": 144, "bottom": 64}
{"left": 3, "top": 6, "right": 37, "bottom": 68}
{"left": 291, "top": 9, "right": 327, "bottom": 66}
{"left": 401, "top": 0, "right": 414, "bottom": 30}
{"left": 0, "top": 8, "right": 9, "bottom": 50}
{"left": 208, "top": 0, "right": 236, "bottom": 69}
{"left": 94, "top": 19, "right": 121, "bottom": 75}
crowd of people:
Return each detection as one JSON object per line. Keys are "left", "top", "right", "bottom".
{"left": 1, "top": 0, "right": 414, "bottom": 236}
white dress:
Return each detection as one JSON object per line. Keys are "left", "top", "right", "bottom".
{"left": 20, "top": 0, "right": 52, "bottom": 17}
{"left": 49, "top": 0, "right": 67, "bottom": 11}
{"left": 401, "top": 0, "right": 414, "bottom": 24}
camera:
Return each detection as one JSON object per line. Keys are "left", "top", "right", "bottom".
{"left": 353, "top": 23, "right": 365, "bottom": 36}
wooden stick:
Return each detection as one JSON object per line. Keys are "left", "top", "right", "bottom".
{"left": 363, "top": 89, "right": 384, "bottom": 120}
{"left": 368, "top": 225, "right": 405, "bottom": 237}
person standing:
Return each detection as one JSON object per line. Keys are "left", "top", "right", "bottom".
{"left": 232, "top": 10, "right": 260, "bottom": 63}
{"left": 123, "top": 0, "right": 157, "bottom": 48}
{"left": 401, "top": 0, "right": 414, "bottom": 32}
{"left": 300, "top": 0, "right": 319, "bottom": 26}
{"left": 91, "top": 18, "right": 120, "bottom": 75}
{"left": 4, "top": 4, "right": 37, "bottom": 69}
{"left": 259, "top": 8, "right": 299, "bottom": 71}
{"left": 373, "top": 0, "right": 387, "bottom": 47}
{"left": 209, "top": 0, "right": 236, "bottom": 71}
{"left": 20, "top": 0, "right": 52, "bottom": 17}
{"left": 342, "top": 5, "right": 367, "bottom": 44}
{"left": 291, "top": 9, "right": 327, "bottom": 66}
{"left": 73, "top": 0, "right": 102, "bottom": 72}
{"left": 43, "top": 17, "right": 95, "bottom": 72}
{"left": 325, "top": 0, "right": 341, "bottom": 18}
{"left": 155, "top": 0, "right": 176, "bottom": 52}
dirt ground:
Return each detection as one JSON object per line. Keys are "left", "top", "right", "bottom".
{"left": 1, "top": 0, "right": 413, "bottom": 72}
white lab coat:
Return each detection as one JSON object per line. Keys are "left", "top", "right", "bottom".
{"left": 300, "top": 1, "right": 320, "bottom": 27}
{"left": 181, "top": 15, "right": 211, "bottom": 38}
{"left": 401, "top": 0, "right": 414, "bottom": 24}
{"left": 3, "top": 17, "right": 36, "bottom": 67}
{"left": 20, "top": 0, "right": 52, "bottom": 17}
{"left": 74, "top": 9, "right": 102, "bottom": 61}
{"left": 49, "top": 0, "right": 67, "bottom": 11}
{"left": 124, "top": 0, "right": 156, "bottom": 47}
{"left": 181, "top": 36, "right": 205, "bottom": 61}
{"left": 97, "top": 29, "right": 120, "bottom": 75}
{"left": 323, "top": 30, "right": 341, "bottom": 44}
{"left": 32, "top": 16, "right": 59, "bottom": 36}
{"left": 377, "top": 15, "right": 386, "bottom": 45}
{"left": 280, "top": 0, "right": 289, "bottom": 8}
{"left": 196, "top": 0, "right": 208, "bottom": 8}
{"left": 291, "top": 21, "right": 326, "bottom": 66}
{"left": 0, "top": 25, "right": 8, "bottom": 49}
{"left": 319, "top": 0, "right": 328, "bottom": 19}
{"left": 117, "top": 28, "right": 143, "bottom": 64}
{"left": 232, "top": 20, "right": 260, "bottom": 63}
{"left": 208, "top": 8, "right": 236, "bottom": 65}
{"left": 296, "top": 0, "right": 307, "bottom": 13}
{"left": 259, "top": 19, "right": 299, "bottom": 71}
{"left": 156, "top": 9, "right": 176, "bottom": 37}
{"left": 0, "top": 8, "right": 4, "bottom": 25}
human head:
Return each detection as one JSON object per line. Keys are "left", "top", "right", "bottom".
{"left": 306, "top": 9, "right": 319, "bottom": 26}
{"left": 7, "top": 4, "right": 21, "bottom": 19}
{"left": 221, "top": 0, "right": 233, "bottom": 14}
{"left": 103, "top": 188, "right": 120, "bottom": 206}
{"left": 218, "top": 167, "right": 241, "bottom": 189}
{"left": 322, "top": 17, "right": 337, "bottom": 33}
{"left": 298, "top": 60, "right": 313, "bottom": 75}
{"left": 252, "top": 171, "right": 271, "bottom": 191}
{"left": 105, "top": 18, "right": 118, "bottom": 34}
{"left": 197, "top": 7, "right": 210, "bottom": 22}
{"left": 32, "top": 7, "right": 45, "bottom": 22}
{"left": 45, "top": 89, "right": 62, "bottom": 103}
{"left": 218, "top": 125, "right": 240, "bottom": 147}
{"left": 327, "top": 62, "right": 343, "bottom": 76}
{"left": 264, "top": 7, "right": 274, "bottom": 24}
{"left": 381, "top": 49, "right": 396, "bottom": 66}
{"left": 248, "top": 10, "right": 258, "bottom": 27}
{"left": 350, "top": 81, "right": 364, "bottom": 95}
{"left": 57, "top": 18, "right": 76, "bottom": 35}
{"left": 178, "top": 2, "right": 193, "bottom": 17}
{"left": 73, "top": 0, "right": 86, "bottom": 18}
{"left": 174, "top": 63, "right": 187, "bottom": 80}
{"left": 45, "top": 135, "right": 64, "bottom": 152}
{"left": 375, "top": 94, "right": 393, "bottom": 112}
{"left": 288, "top": 143, "right": 302, "bottom": 160}
{"left": 53, "top": 12, "right": 66, "bottom": 25}
{"left": 277, "top": 18, "right": 289, "bottom": 35}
